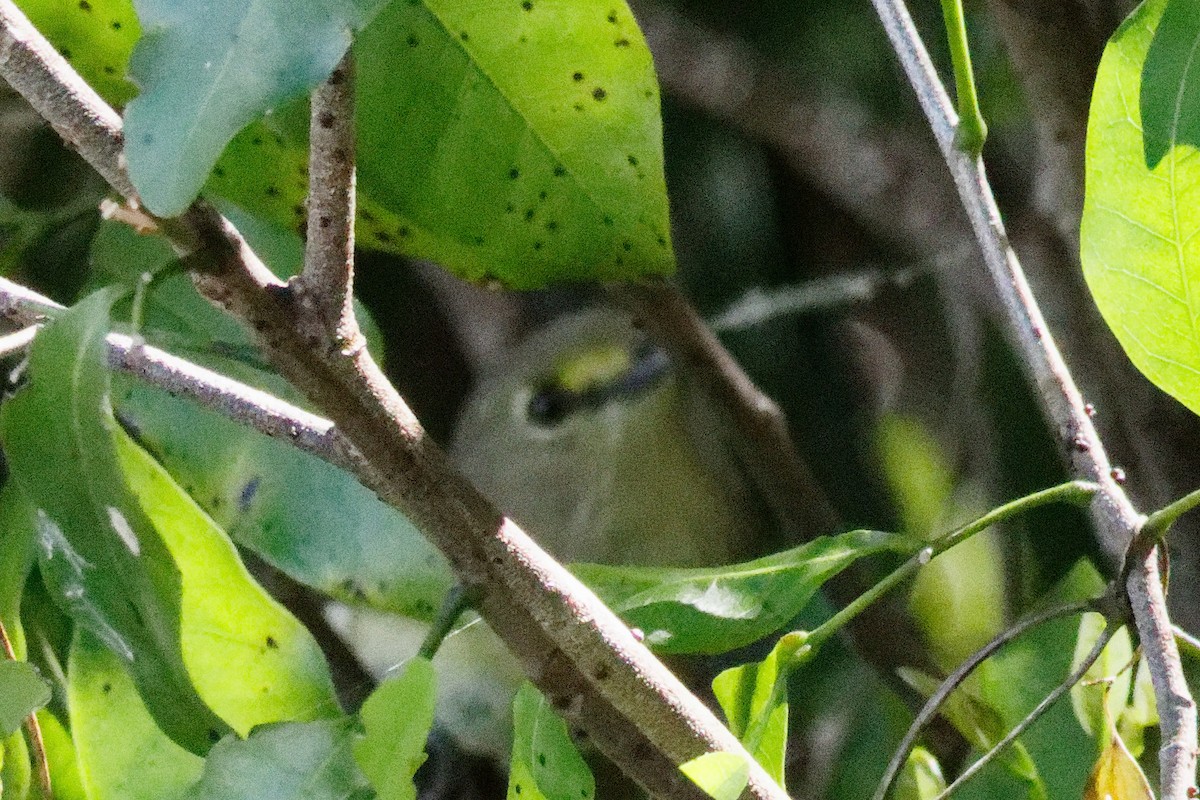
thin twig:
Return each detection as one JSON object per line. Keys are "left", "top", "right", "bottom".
{"left": 869, "top": 2, "right": 1197, "bottom": 797}
{"left": 0, "top": 619, "right": 52, "bottom": 800}
{"left": 296, "top": 51, "right": 359, "bottom": 342}
{"left": 0, "top": 5, "right": 785, "bottom": 798}
{"left": 872, "top": 598, "right": 1097, "bottom": 800}
{"left": 931, "top": 623, "right": 1118, "bottom": 800}
{"left": 0, "top": 276, "right": 363, "bottom": 478}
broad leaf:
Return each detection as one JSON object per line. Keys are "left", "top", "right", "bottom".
{"left": 1120, "top": 657, "right": 1159, "bottom": 758}
{"left": 353, "top": 0, "right": 674, "bottom": 287}
{"left": 181, "top": 719, "right": 372, "bottom": 800}
{"left": 90, "top": 221, "right": 452, "bottom": 621}
{"left": 507, "top": 683, "right": 595, "bottom": 800}
{"left": 711, "top": 634, "right": 802, "bottom": 785}
{"left": 1069, "top": 612, "right": 1132, "bottom": 746}
{"left": 15, "top": 0, "right": 141, "bottom": 104}
{"left": 0, "top": 661, "right": 50, "bottom": 737}
{"left": 123, "top": 0, "right": 391, "bottom": 215}
{"left": 114, "top": 427, "right": 340, "bottom": 731}
{"left": 68, "top": 630, "right": 203, "bottom": 800}
{"left": 1081, "top": 0, "right": 1200, "bottom": 415}
{"left": 353, "top": 657, "right": 436, "bottom": 800}
{"left": 679, "top": 752, "right": 749, "bottom": 800}
{"left": 0, "top": 289, "right": 229, "bottom": 753}
{"left": 573, "top": 529, "right": 901, "bottom": 654}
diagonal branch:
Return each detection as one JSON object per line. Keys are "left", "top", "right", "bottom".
{"left": 0, "top": 4, "right": 786, "bottom": 798}
{"left": 868, "top": 1, "right": 1197, "bottom": 797}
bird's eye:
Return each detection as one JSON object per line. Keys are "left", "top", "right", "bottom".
{"left": 527, "top": 384, "right": 580, "bottom": 426}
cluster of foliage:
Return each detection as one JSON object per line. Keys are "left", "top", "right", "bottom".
{"left": 0, "top": 0, "right": 1200, "bottom": 799}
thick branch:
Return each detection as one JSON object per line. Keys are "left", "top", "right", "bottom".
{"left": 0, "top": 4, "right": 786, "bottom": 798}
{"left": 868, "top": 2, "right": 1196, "bottom": 797}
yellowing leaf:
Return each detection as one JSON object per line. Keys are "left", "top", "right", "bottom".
{"left": 1083, "top": 697, "right": 1154, "bottom": 800}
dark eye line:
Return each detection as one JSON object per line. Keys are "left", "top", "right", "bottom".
{"left": 526, "top": 343, "right": 670, "bottom": 427}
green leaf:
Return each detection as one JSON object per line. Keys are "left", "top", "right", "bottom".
{"left": 0, "top": 661, "right": 50, "bottom": 737}
{"left": 1119, "top": 656, "right": 1158, "bottom": 758}
{"left": 34, "top": 711, "right": 87, "bottom": 800}
{"left": 68, "top": 630, "right": 204, "bottom": 800}
{"left": 711, "top": 634, "right": 801, "bottom": 785}
{"left": 123, "top": 0, "right": 391, "bottom": 215}
{"left": 0, "top": 289, "right": 230, "bottom": 754}
{"left": 894, "top": 747, "right": 946, "bottom": 800}
{"left": 1080, "top": 0, "right": 1200, "bottom": 416}
{"left": 0, "top": 482, "right": 38, "bottom": 662}
{"left": 678, "top": 752, "right": 749, "bottom": 800}
{"left": 353, "top": 658, "right": 436, "bottom": 800}
{"left": 89, "top": 221, "right": 450, "bottom": 621}
{"left": 507, "top": 683, "right": 595, "bottom": 800}
{"left": 1142, "top": 0, "right": 1200, "bottom": 168}
{"left": 353, "top": 0, "right": 674, "bottom": 287}
{"left": 1069, "top": 612, "right": 1133, "bottom": 746}
{"left": 113, "top": 426, "right": 341, "bottom": 731}
{"left": 573, "top": 529, "right": 901, "bottom": 654}
{"left": 181, "top": 719, "right": 372, "bottom": 800}
{"left": 900, "top": 668, "right": 1046, "bottom": 800}
{"left": 1, "top": 730, "right": 31, "bottom": 800}
{"left": 14, "top": 0, "right": 141, "bottom": 105}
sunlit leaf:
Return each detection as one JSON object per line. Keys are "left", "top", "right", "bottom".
{"left": 712, "top": 633, "right": 804, "bottom": 785}
{"left": 0, "top": 661, "right": 49, "bottom": 737}
{"left": 114, "top": 427, "right": 340, "bottom": 731}
{"left": 1070, "top": 613, "right": 1132, "bottom": 745}
{"left": 1080, "top": 0, "right": 1200, "bottom": 416}
{"left": 35, "top": 710, "right": 87, "bottom": 800}
{"left": 679, "top": 752, "right": 749, "bottom": 800}
{"left": 68, "top": 630, "right": 203, "bottom": 800}
{"left": 894, "top": 747, "right": 946, "bottom": 800}
{"left": 14, "top": 0, "right": 141, "bottom": 104}
{"left": 181, "top": 719, "right": 372, "bottom": 800}
{"left": 353, "top": 658, "right": 436, "bottom": 800}
{"left": 0, "top": 289, "right": 229, "bottom": 753}
{"left": 123, "top": 0, "right": 391, "bottom": 215}
{"left": 353, "top": 0, "right": 673, "bottom": 287}
{"left": 574, "top": 529, "right": 902, "bottom": 654}
{"left": 507, "top": 683, "right": 595, "bottom": 800}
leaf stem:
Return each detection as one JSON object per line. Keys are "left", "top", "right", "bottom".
{"left": 804, "top": 480, "right": 1097, "bottom": 654}
{"left": 418, "top": 586, "right": 477, "bottom": 661}
{"left": 1142, "top": 488, "right": 1200, "bottom": 543}
{"left": 939, "top": 0, "right": 987, "bottom": 156}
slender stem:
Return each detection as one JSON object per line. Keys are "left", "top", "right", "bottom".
{"left": 418, "top": 586, "right": 477, "bottom": 661}
{"left": 871, "top": 598, "right": 1095, "bottom": 800}
{"left": 0, "top": 620, "right": 51, "bottom": 800}
{"left": 1175, "top": 626, "right": 1200, "bottom": 661}
{"left": 807, "top": 481, "right": 1097, "bottom": 653}
{"left": 939, "top": 0, "right": 986, "bottom": 155}
{"left": 869, "top": 2, "right": 1196, "bottom": 796}
{"left": 297, "top": 51, "right": 359, "bottom": 344}
{"left": 932, "top": 625, "right": 1117, "bottom": 800}
{"left": 0, "top": 276, "right": 365, "bottom": 480}
{"left": 1143, "top": 487, "right": 1200, "bottom": 543}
